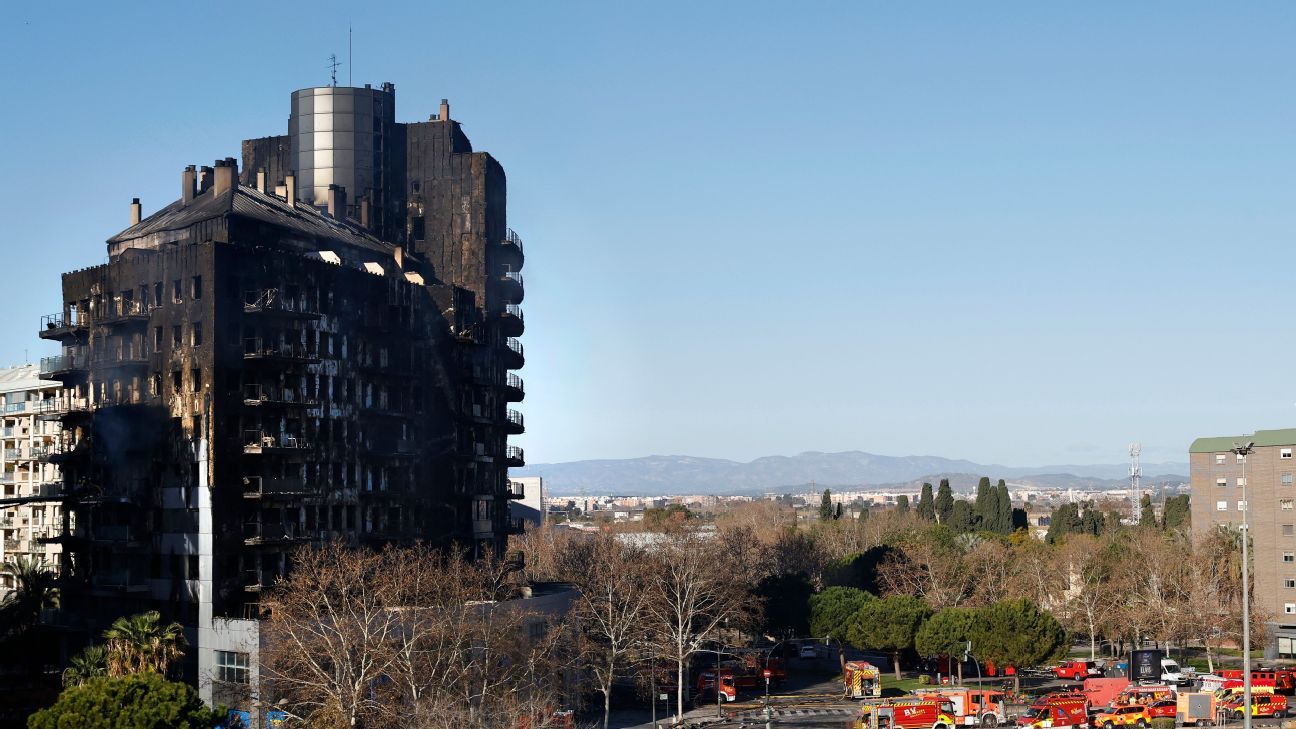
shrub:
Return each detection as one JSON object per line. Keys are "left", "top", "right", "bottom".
{"left": 27, "top": 672, "right": 223, "bottom": 729}
{"left": 1151, "top": 719, "right": 1175, "bottom": 729}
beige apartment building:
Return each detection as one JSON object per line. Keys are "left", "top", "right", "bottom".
{"left": 1191, "top": 428, "right": 1296, "bottom": 659}
{"left": 0, "top": 364, "right": 64, "bottom": 598}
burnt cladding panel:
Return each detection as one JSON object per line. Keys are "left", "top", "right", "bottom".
{"left": 239, "top": 136, "right": 291, "bottom": 190}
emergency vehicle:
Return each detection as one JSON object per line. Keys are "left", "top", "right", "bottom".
{"left": 1220, "top": 669, "right": 1295, "bottom": 695}
{"left": 859, "top": 699, "right": 957, "bottom": 729}
{"left": 916, "top": 688, "right": 1007, "bottom": 726}
{"left": 1145, "top": 701, "right": 1175, "bottom": 719}
{"left": 1220, "top": 693, "right": 1289, "bottom": 719}
{"left": 845, "top": 661, "right": 883, "bottom": 699}
{"left": 1017, "top": 699, "right": 1088, "bottom": 729}
{"left": 1112, "top": 685, "right": 1175, "bottom": 707}
{"left": 1091, "top": 705, "right": 1151, "bottom": 729}
{"left": 1056, "top": 662, "right": 1103, "bottom": 681}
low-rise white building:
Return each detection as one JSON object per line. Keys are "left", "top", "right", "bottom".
{"left": 0, "top": 364, "right": 65, "bottom": 597}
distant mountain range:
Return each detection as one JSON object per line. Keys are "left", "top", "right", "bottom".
{"left": 512, "top": 451, "right": 1189, "bottom": 496}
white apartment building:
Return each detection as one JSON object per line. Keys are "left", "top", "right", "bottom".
{"left": 0, "top": 364, "right": 64, "bottom": 597}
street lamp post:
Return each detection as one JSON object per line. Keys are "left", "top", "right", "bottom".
{"left": 1232, "top": 441, "right": 1256, "bottom": 729}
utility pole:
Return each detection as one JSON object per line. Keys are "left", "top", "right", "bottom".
{"left": 1232, "top": 441, "right": 1256, "bottom": 729}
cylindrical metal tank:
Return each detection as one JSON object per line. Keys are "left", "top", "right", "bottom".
{"left": 288, "top": 84, "right": 395, "bottom": 214}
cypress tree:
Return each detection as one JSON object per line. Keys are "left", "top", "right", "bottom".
{"left": 994, "top": 480, "right": 1012, "bottom": 534}
{"left": 917, "top": 482, "right": 936, "bottom": 520}
{"left": 973, "top": 477, "right": 992, "bottom": 529}
{"left": 1139, "top": 493, "right": 1156, "bottom": 527}
{"left": 819, "top": 489, "right": 834, "bottom": 521}
{"left": 935, "top": 479, "right": 954, "bottom": 524}
{"left": 896, "top": 495, "right": 911, "bottom": 515}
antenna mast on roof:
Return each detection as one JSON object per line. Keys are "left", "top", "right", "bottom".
{"left": 349, "top": 26, "right": 352, "bottom": 86}
{"left": 1129, "top": 442, "right": 1142, "bottom": 524}
{"left": 328, "top": 54, "right": 340, "bottom": 87}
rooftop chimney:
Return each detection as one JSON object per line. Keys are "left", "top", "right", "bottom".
{"left": 213, "top": 158, "right": 238, "bottom": 196}
{"left": 327, "top": 184, "right": 347, "bottom": 220}
{"left": 284, "top": 173, "right": 296, "bottom": 209}
{"left": 130, "top": 198, "right": 142, "bottom": 226}
{"left": 197, "top": 166, "right": 214, "bottom": 195}
{"left": 182, "top": 166, "right": 196, "bottom": 205}
{"left": 256, "top": 168, "right": 267, "bottom": 193}
{"left": 439, "top": 98, "right": 450, "bottom": 121}
{"left": 359, "top": 198, "right": 370, "bottom": 229}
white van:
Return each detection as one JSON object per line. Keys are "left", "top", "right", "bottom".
{"left": 1161, "top": 658, "right": 1188, "bottom": 686}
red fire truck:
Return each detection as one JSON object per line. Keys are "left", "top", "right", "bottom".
{"left": 859, "top": 699, "right": 957, "bottom": 729}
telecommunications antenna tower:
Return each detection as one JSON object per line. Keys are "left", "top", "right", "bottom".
{"left": 328, "top": 54, "right": 340, "bottom": 87}
{"left": 1129, "top": 442, "right": 1142, "bottom": 524}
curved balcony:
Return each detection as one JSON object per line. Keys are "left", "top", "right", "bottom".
{"left": 497, "top": 228, "right": 525, "bottom": 267}
{"left": 501, "top": 373, "right": 524, "bottom": 402}
{"left": 498, "top": 304, "right": 524, "bottom": 337}
{"left": 506, "top": 446, "right": 525, "bottom": 468}
{"left": 497, "top": 270, "right": 524, "bottom": 303}
{"left": 502, "top": 337, "right": 524, "bottom": 370}
{"left": 242, "top": 475, "right": 310, "bottom": 500}
{"left": 243, "top": 521, "right": 311, "bottom": 545}
{"left": 37, "top": 396, "right": 91, "bottom": 422}
{"left": 38, "top": 312, "right": 89, "bottom": 342}
{"left": 505, "top": 409, "right": 525, "bottom": 435}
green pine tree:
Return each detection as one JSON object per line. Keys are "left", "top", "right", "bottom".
{"left": 820, "top": 489, "right": 834, "bottom": 521}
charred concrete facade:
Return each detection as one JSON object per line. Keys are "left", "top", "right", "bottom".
{"left": 40, "top": 85, "right": 527, "bottom": 688}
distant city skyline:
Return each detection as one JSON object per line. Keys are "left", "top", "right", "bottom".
{"left": 4, "top": 2, "right": 1296, "bottom": 466}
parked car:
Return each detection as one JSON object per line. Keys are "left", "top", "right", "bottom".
{"left": 799, "top": 643, "right": 822, "bottom": 659}
{"left": 1147, "top": 701, "right": 1177, "bottom": 719}
{"left": 1093, "top": 705, "right": 1151, "bottom": 729}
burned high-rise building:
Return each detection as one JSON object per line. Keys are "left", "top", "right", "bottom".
{"left": 37, "top": 83, "right": 527, "bottom": 698}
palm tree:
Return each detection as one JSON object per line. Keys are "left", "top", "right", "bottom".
{"left": 62, "top": 644, "right": 108, "bottom": 686}
{"left": 103, "top": 611, "right": 187, "bottom": 676}
{"left": 0, "top": 556, "right": 59, "bottom": 639}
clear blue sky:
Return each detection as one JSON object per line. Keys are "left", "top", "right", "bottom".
{"left": 2, "top": 2, "right": 1293, "bottom": 467}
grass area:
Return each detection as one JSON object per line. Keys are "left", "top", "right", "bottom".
{"left": 1218, "top": 648, "right": 1265, "bottom": 659}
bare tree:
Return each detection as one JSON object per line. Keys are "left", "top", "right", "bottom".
{"left": 560, "top": 535, "right": 652, "bottom": 729}
{"left": 643, "top": 532, "right": 750, "bottom": 724}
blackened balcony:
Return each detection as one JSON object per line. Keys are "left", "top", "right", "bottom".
{"left": 36, "top": 396, "right": 91, "bottom": 422}
{"left": 243, "top": 339, "right": 320, "bottom": 365}
{"left": 243, "top": 521, "right": 308, "bottom": 545}
{"left": 505, "top": 409, "right": 525, "bottom": 435}
{"left": 38, "top": 312, "right": 89, "bottom": 342}
{"left": 363, "top": 439, "right": 418, "bottom": 459}
{"left": 502, "top": 373, "right": 524, "bottom": 402}
{"left": 91, "top": 567, "right": 148, "bottom": 592}
{"left": 98, "top": 299, "right": 151, "bottom": 327}
{"left": 499, "top": 304, "right": 525, "bottom": 337}
{"left": 506, "top": 445, "right": 525, "bottom": 468}
{"left": 242, "top": 384, "right": 319, "bottom": 410}
{"left": 44, "top": 436, "right": 91, "bottom": 466}
{"left": 242, "top": 431, "right": 311, "bottom": 455}
{"left": 93, "top": 348, "right": 150, "bottom": 370}
{"left": 243, "top": 290, "right": 321, "bottom": 320}
{"left": 242, "top": 475, "right": 309, "bottom": 499}
{"left": 502, "top": 337, "right": 525, "bottom": 369}
{"left": 507, "top": 479, "right": 525, "bottom": 499}
{"left": 497, "top": 270, "right": 524, "bottom": 303}
{"left": 38, "top": 351, "right": 88, "bottom": 382}
{"left": 507, "top": 517, "right": 526, "bottom": 535}
{"left": 498, "top": 228, "right": 525, "bottom": 266}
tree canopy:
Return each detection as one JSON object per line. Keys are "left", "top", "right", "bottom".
{"left": 917, "top": 483, "right": 935, "bottom": 520}
{"left": 809, "top": 585, "right": 873, "bottom": 640}
{"left": 935, "top": 480, "right": 954, "bottom": 524}
{"left": 846, "top": 594, "right": 933, "bottom": 679}
{"left": 916, "top": 607, "right": 979, "bottom": 658}
{"left": 27, "top": 673, "right": 223, "bottom": 729}
{"left": 971, "top": 598, "right": 1067, "bottom": 677}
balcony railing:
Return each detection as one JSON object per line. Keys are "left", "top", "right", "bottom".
{"left": 503, "top": 228, "right": 525, "bottom": 255}
{"left": 242, "top": 476, "right": 307, "bottom": 498}
{"left": 243, "top": 339, "right": 320, "bottom": 363}
{"left": 505, "top": 338, "right": 523, "bottom": 357}
{"left": 502, "top": 271, "right": 524, "bottom": 286}
{"left": 100, "top": 299, "right": 151, "bottom": 325}
{"left": 2, "top": 449, "right": 18, "bottom": 461}
{"left": 243, "top": 290, "right": 320, "bottom": 318}
{"left": 506, "top": 373, "right": 524, "bottom": 391}
{"left": 506, "top": 410, "right": 524, "bottom": 430}
{"left": 508, "top": 480, "right": 525, "bottom": 498}
{"left": 505, "top": 304, "right": 524, "bottom": 320}
{"left": 506, "top": 445, "right": 525, "bottom": 464}
{"left": 38, "top": 311, "right": 89, "bottom": 339}
{"left": 39, "top": 351, "right": 88, "bottom": 377}
{"left": 242, "top": 432, "right": 310, "bottom": 453}
{"left": 3, "top": 401, "right": 27, "bottom": 414}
